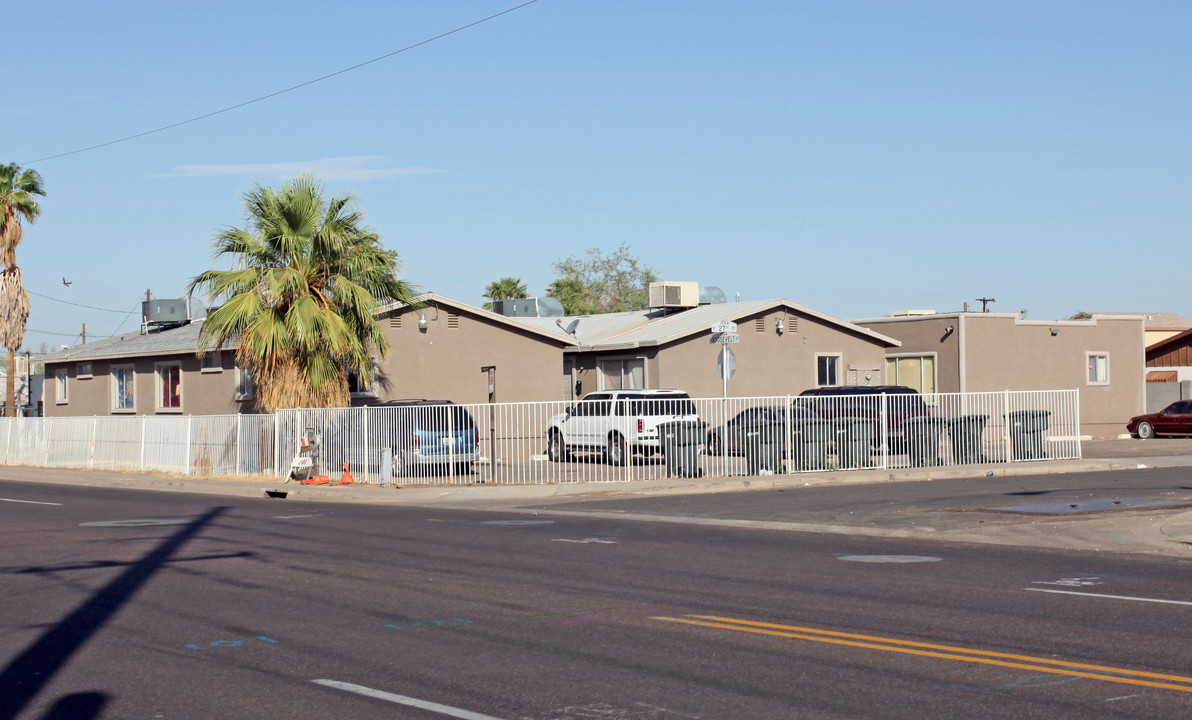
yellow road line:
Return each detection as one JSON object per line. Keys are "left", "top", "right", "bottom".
{"left": 652, "top": 615, "right": 1192, "bottom": 694}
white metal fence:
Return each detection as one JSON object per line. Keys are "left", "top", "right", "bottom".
{"left": 0, "top": 389, "right": 1080, "bottom": 486}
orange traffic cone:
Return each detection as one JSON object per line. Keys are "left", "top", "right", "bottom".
{"left": 338, "top": 462, "right": 354, "bottom": 485}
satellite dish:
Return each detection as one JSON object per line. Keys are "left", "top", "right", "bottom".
{"left": 1018, "top": 309, "right": 1028, "bottom": 320}
{"left": 556, "top": 318, "right": 580, "bottom": 336}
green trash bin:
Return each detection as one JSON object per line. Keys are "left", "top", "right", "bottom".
{"left": 902, "top": 416, "right": 944, "bottom": 467}
{"left": 737, "top": 420, "right": 785, "bottom": 475}
{"left": 658, "top": 420, "right": 707, "bottom": 478}
{"left": 947, "top": 414, "right": 989, "bottom": 464}
{"left": 1008, "top": 410, "right": 1050, "bottom": 460}
{"left": 834, "top": 417, "right": 873, "bottom": 468}
{"left": 791, "top": 418, "right": 831, "bottom": 471}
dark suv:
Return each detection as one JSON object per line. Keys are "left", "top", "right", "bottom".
{"left": 795, "top": 386, "right": 929, "bottom": 448}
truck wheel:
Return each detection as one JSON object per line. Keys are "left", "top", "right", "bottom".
{"left": 607, "top": 434, "right": 627, "bottom": 466}
{"left": 547, "top": 431, "right": 570, "bottom": 462}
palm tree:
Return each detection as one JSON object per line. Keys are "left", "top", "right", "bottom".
{"left": 482, "top": 276, "right": 528, "bottom": 310}
{"left": 0, "top": 163, "right": 45, "bottom": 417}
{"left": 188, "top": 176, "right": 417, "bottom": 412}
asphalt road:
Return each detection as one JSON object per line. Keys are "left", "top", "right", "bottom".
{"left": 3, "top": 479, "right": 1192, "bottom": 719}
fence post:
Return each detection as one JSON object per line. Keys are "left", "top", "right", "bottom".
{"left": 236, "top": 414, "right": 242, "bottom": 475}
{"left": 186, "top": 416, "right": 193, "bottom": 475}
{"left": 89, "top": 416, "right": 98, "bottom": 469}
{"left": 1003, "top": 390, "right": 1013, "bottom": 462}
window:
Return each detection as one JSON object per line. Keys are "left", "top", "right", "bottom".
{"left": 600, "top": 359, "right": 644, "bottom": 390}
{"left": 200, "top": 352, "right": 222, "bottom": 372}
{"left": 816, "top": 354, "right": 841, "bottom": 387}
{"left": 1087, "top": 353, "right": 1109, "bottom": 385}
{"left": 156, "top": 362, "right": 181, "bottom": 409}
{"left": 55, "top": 369, "right": 68, "bottom": 404}
{"left": 236, "top": 365, "right": 255, "bottom": 400}
{"left": 78, "top": 363, "right": 92, "bottom": 379}
{"left": 886, "top": 355, "right": 936, "bottom": 394}
{"left": 347, "top": 368, "right": 377, "bottom": 397}
{"left": 112, "top": 365, "right": 135, "bottom": 411}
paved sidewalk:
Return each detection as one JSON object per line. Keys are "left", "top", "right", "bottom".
{"left": 4, "top": 437, "right": 1192, "bottom": 556}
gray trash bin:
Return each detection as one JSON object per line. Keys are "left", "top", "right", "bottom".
{"left": 1008, "top": 410, "right": 1050, "bottom": 460}
{"left": 737, "top": 420, "right": 785, "bottom": 475}
{"left": 791, "top": 418, "right": 831, "bottom": 471}
{"left": 659, "top": 420, "right": 707, "bottom": 478}
{"left": 903, "top": 416, "right": 944, "bottom": 467}
{"left": 947, "top": 414, "right": 989, "bottom": 465}
{"left": 834, "top": 417, "right": 873, "bottom": 468}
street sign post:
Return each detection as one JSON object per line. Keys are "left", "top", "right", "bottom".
{"left": 711, "top": 323, "right": 740, "bottom": 399}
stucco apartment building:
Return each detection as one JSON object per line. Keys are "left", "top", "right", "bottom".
{"left": 853, "top": 311, "right": 1146, "bottom": 438}
{"left": 40, "top": 290, "right": 899, "bottom": 416}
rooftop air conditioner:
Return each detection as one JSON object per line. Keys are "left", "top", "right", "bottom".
{"left": 648, "top": 281, "right": 699, "bottom": 310}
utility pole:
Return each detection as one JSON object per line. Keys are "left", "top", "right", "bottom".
{"left": 977, "top": 297, "right": 996, "bottom": 313}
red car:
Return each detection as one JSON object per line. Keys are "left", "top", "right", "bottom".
{"left": 1127, "top": 400, "right": 1192, "bottom": 439}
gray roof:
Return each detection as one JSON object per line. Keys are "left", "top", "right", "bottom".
{"left": 40, "top": 320, "right": 225, "bottom": 365}
{"left": 514, "top": 299, "right": 900, "bottom": 350}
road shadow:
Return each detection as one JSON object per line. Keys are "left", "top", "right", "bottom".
{"left": 0, "top": 507, "right": 227, "bottom": 720}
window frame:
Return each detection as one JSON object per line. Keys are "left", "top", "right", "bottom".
{"left": 815, "top": 353, "right": 842, "bottom": 388}
{"left": 235, "top": 365, "right": 255, "bottom": 401}
{"left": 111, "top": 364, "right": 136, "bottom": 412}
{"left": 77, "top": 362, "right": 93, "bottom": 379}
{"left": 200, "top": 352, "right": 222, "bottom": 373}
{"left": 155, "top": 361, "right": 182, "bottom": 412}
{"left": 55, "top": 368, "right": 68, "bottom": 404}
{"left": 1086, "top": 352, "right": 1110, "bottom": 386}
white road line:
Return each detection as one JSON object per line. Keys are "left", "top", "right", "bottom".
{"left": 1, "top": 498, "right": 63, "bottom": 506}
{"left": 1025, "top": 587, "right": 1192, "bottom": 606}
{"left": 313, "top": 680, "right": 507, "bottom": 720}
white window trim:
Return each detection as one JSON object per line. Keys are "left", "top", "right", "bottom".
{"left": 1086, "top": 352, "right": 1110, "bottom": 386}
{"left": 55, "top": 368, "right": 68, "bottom": 404}
{"left": 887, "top": 352, "right": 938, "bottom": 394}
{"left": 155, "top": 361, "right": 183, "bottom": 412}
{"left": 235, "top": 366, "right": 255, "bottom": 401}
{"left": 111, "top": 364, "right": 136, "bottom": 413}
{"left": 200, "top": 352, "right": 222, "bottom": 373}
{"left": 815, "top": 353, "right": 843, "bottom": 388}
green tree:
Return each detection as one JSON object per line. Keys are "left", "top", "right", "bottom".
{"left": 0, "top": 163, "right": 45, "bottom": 416}
{"left": 188, "top": 176, "right": 417, "bottom": 412}
{"left": 482, "top": 276, "right": 528, "bottom": 310}
{"left": 547, "top": 243, "right": 658, "bottom": 315}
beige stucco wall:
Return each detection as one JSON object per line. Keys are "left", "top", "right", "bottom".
{"left": 859, "top": 314, "right": 1146, "bottom": 438}
{"left": 567, "top": 309, "right": 893, "bottom": 400}
{"left": 45, "top": 350, "right": 250, "bottom": 418}
{"left": 373, "top": 306, "right": 568, "bottom": 405}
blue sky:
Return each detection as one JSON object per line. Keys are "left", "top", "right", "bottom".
{"left": 6, "top": 1, "right": 1190, "bottom": 351}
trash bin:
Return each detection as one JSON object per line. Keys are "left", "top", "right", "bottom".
{"left": 947, "top": 414, "right": 988, "bottom": 465}
{"left": 834, "top": 418, "right": 873, "bottom": 468}
{"left": 737, "top": 420, "right": 785, "bottom": 475}
{"left": 1008, "top": 410, "right": 1050, "bottom": 460}
{"left": 902, "top": 416, "right": 944, "bottom": 467}
{"left": 659, "top": 420, "right": 707, "bottom": 478}
{"left": 791, "top": 418, "right": 831, "bottom": 471}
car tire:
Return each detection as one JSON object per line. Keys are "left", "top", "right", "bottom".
{"left": 393, "top": 448, "right": 407, "bottom": 478}
{"left": 607, "top": 434, "right": 627, "bottom": 466}
{"left": 707, "top": 433, "right": 722, "bottom": 456}
{"left": 547, "top": 431, "right": 570, "bottom": 462}
{"left": 1137, "top": 421, "right": 1156, "bottom": 440}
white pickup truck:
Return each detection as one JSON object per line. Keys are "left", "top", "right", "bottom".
{"left": 545, "top": 389, "right": 700, "bottom": 465}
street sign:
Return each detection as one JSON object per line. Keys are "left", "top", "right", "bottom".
{"left": 710, "top": 332, "right": 740, "bottom": 344}
{"left": 710, "top": 321, "right": 738, "bottom": 334}
{"left": 718, "top": 347, "right": 736, "bottom": 380}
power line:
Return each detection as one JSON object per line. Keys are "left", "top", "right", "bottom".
{"left": 27, "top": 290, "right": 131, "bottom": 313}
{"left": 23, "top": 0, "right": 542, "bottom": 165}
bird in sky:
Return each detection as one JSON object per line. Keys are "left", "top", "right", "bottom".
{"left": 62, "top": 278, "right": 71, "bottom": 287}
